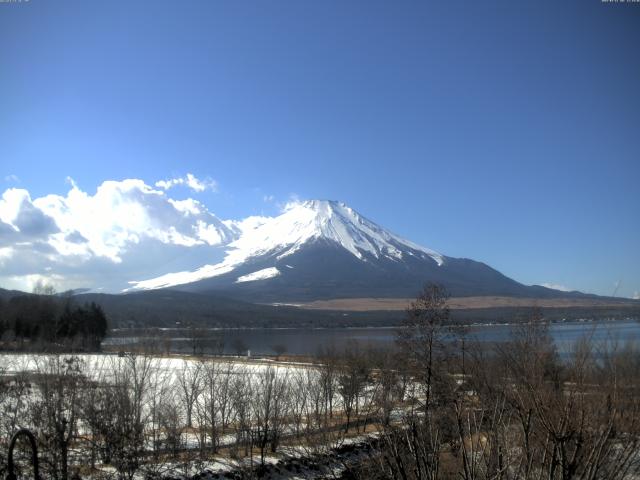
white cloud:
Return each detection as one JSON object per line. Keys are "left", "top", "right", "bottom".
{"left": 280, "top": 193, "right": 302, "bottom": 213}
{"left": 169, "top": 198, "right": 203, "bottom": 215}
{"left": 4, "top": 174, "right": 20, "bottom": 184}
{"left": 0, "top": 247, "right": 12, "bottom": 265}
{"left": 633, "top": 291, "right": 640, "bottom": 300}
{"left": 155, "top": 173, "right": 217, "bottom": 193}
{"left": 33, "top": 178, "right": 232, "bottom": 261}
{"left": 263, "top": 194, "right": 275, "bottom": 203}
{"left": 541, "top": 283, "right": 572, "bottom": 292}
{"left": 0, "top": 177, "right": 234, "bottom": 292}
{"left": 2, "top": 273, "right": 65, "bottom": 293}
{"left": 0, "top": 188, "right": 59, "bottom": 242}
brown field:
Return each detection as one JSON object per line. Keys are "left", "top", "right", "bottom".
{"left": 294, "top": 296, "right": 639, "bottom": 311}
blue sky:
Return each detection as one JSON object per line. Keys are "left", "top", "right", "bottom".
{"left": 1, "top": 0, "right": 639, "bottom": 297}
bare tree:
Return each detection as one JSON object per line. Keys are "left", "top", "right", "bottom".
{"left": 397, "top": 283, "right": 450, "bottom": 412}
{"left": 337, "top": 343, "right": 370, "bottom": 433}
{"left": 177, "top": 359, "right": 203, "bottom": 429}
{"left": 371, "top": 348, "right": 402, "bottom": 427}
{"left": 198, "top": 358, "right": 236, "bottom": 455}
{"left": 34, "top": 355, "right": 85, "bottom": 480}
{"left": 230, "top": 366, "right": 254, "bottom": 458}
{"left": 0, "top": 359, "right": 34, "bottom": 478}
{"left": 143, "top": 358, "right": 174, "bottom": 476}
{"left": 461, "top": 314, "right": 640, "bottom": 480}
{"left": 253, "top": 365, "right": 290, "bottom": 464}
{"left": 157, "top": 392, "right": 183, "bottom": 459}
{"left": 105, "top": 353, "right": 153, "bottom": 480}
{"left": 318, "top": 345, "right": 339, "bottom": 421}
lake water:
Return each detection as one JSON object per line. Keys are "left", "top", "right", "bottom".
{"left": 104, "top": 319, "right": 640, "bottom": 356}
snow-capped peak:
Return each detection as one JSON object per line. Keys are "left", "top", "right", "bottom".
{"left": 273, "top": 200, "right": 443, "bottom": 264}
{"left": 129, "top": 199, "right": 443, "bottom": 290}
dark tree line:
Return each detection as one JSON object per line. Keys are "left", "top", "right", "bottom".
{"left": 0, "top": 293, "right": 108, "bottom": 351}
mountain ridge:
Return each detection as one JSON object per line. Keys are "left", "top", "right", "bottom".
{"left": 1, "top": 287, "right": 638, "bottom": 330}
{"left": 123, "top": 200, "right": 614, "bottom": 302}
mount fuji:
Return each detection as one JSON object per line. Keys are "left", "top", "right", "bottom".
{"left": 128, "top": 200, "right": 578, "bottom": 302}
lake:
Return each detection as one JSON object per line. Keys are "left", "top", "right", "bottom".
{"left": 103, "top": 318, "right": 640, "bottom": 356}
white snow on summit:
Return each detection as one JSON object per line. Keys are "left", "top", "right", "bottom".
{"left": 129, "top": 200, "right": 443, "bottom": 290}
{"left": 262, "top": 200, "right": 444, "bottom": 264}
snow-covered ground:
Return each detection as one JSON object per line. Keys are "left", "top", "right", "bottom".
{"left": 0, "top": 353, "right": 304, "bottom": 379}
{"left": 0, "top": 352, "right": 395, "bottom": 479}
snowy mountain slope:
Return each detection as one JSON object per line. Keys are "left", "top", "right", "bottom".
{"left": 129, "top": 200, "right": 443, "bottom": 290}
{"left": 128, "top": 200, "right": 570, "bottom": 301}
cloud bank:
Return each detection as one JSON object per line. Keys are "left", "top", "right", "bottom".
{"left": 0, "top": 175, "right": 231, "bottom": 292}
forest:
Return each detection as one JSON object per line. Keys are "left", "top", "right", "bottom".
{"left": 0, "top": 290, "right": 108, "bottom": 351}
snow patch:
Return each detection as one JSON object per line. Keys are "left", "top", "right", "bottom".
{"left": 127, "top": 263, "right": 234, "bottom": 291}
{"left": 541, "top": 283, "right": 572, "bottom": 292}
{"left": 236, "top": 267, "right": 280, "bottom": 283}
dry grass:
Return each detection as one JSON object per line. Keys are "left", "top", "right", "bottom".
{"left": 295, "top": 296, "right": 639, "bottom": 311}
